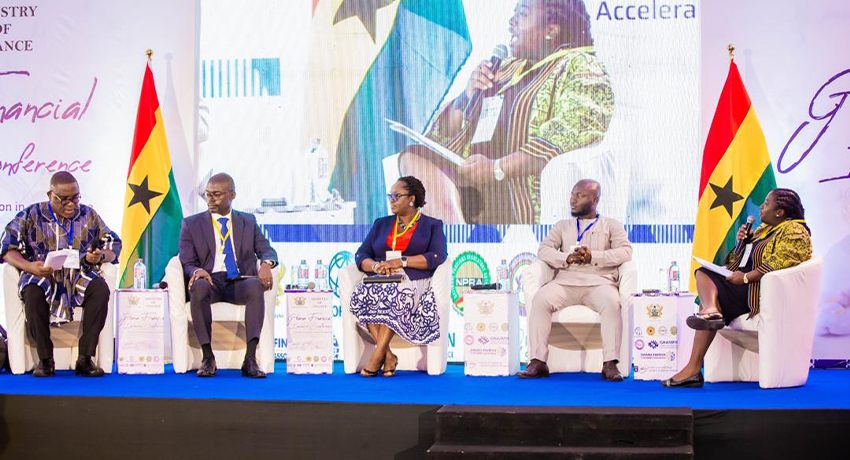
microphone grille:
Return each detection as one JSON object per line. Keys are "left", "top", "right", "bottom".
{"left": 746, "top": 215, "right": 756, "bottom": 224}
{"left": 492, "top": 44, "right": 509, "bottom": 60}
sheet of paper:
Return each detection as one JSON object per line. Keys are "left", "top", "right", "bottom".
{"left": 470, "top": 95, "right": 504, "bottom": 144}
{"left": 692, "top": 256, "right": 733, "bottom": 277}
{"left": 386, "top": 118, "right": 466, "bottom": 166}
{"left": 44, "top": 249, "right": 70, "bottom": 270}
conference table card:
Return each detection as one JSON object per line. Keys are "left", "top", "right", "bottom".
{"left": 630, "top": 294, "right": 697, "bottom": 381}
{"left": 285, "top": 290, "right": 334, "bottom": 374}
{"left": 463, "top": 290, "right": 519, "bottom": 376}
{"left": 116, "top": 289, "right": 169, "bottom": 374}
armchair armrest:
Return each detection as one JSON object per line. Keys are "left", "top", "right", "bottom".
{"left": 756, "top": 256, "right": 823, "bottom": 388}
{"left": 522, "top": 260, "right": 555, "bottom": 316}
{"left": 428, "top": 258, "right": 453, "bottom": 375}
{"left": 617, "top": 260, "right": 638, "bottom": 307}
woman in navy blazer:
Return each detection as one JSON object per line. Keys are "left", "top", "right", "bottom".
{"left": 351, "top": 176, "right": 447, "bottom": 377}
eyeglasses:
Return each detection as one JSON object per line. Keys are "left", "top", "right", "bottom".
{"left": 51, "top": 193, "right": 81, "bottom": 205}
{"left": 386, "top": 193, "right": 412, "bottom": 202}
{"left": 201, "top": 191, "right": 229, "bottom": 200}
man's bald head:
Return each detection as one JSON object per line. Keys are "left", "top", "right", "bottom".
{"left": 570, "top": 179, "right": 601, "bottom": 218}
{"left": 208, "top": 173, "right": 235, "bottom": 192}
{"left": 50, "top": 171, "right": 78, "bottom": 188}
{"left": 574, "top": 179, "right": 601, "bottom": 199}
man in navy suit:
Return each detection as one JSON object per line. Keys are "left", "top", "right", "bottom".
{"left": 178, "top": 173, "right": 278, "bottom": 378}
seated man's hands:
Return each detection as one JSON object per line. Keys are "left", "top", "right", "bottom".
{"left": 258, "top": 263, "right": 273, "bottom": 291}
{"left": 189, "top": 268, "right": 212, "bottom": 290}
{"left": 28, "top": 261, "right": 54, "bottom": 278}
{"left": 567, "top": 247, "right": 592, "bottom": 265}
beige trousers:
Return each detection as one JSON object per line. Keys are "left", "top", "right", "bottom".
{"left": 529, "top": 282, "right": 621, "bottom": 363}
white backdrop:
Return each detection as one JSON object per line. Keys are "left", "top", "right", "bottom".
{"left": 702, "top": 0, "right": 850, "bottom": 360}
{"left": 0, "top": 0, "right": 197, "bottom": 326}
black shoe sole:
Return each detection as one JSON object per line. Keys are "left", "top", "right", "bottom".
{"left": 686, "top": 315, "right": 725, "bottom": 331}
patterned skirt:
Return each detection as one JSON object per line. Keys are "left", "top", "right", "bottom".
{"left": 349, "top": 277, "right": 440, "bottom": 345}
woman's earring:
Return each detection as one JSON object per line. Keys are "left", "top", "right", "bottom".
{"left": 545, "top": 35, "right": 553, "bottom": 40}
{"left": 409, "top": 201, "right": 414, "bottom": 207}
{"left": 775, "top": 214, "right": 780, "bottom": 217}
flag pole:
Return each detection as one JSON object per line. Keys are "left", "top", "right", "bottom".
{"left": 727, "top": 43, "right": 735, "bottom": 61}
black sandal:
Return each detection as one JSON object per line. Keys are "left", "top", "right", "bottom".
{"left": 382, "top": 355, "right": 398, "bottom": 377}
{"left": 686, "top": 312, "right": 725, "bottom": 330}
{"left": 360, "top": 367, "right": 380, "bottom": 377}
{"left": 661, "top": 371, "right": 704, "bottom": 388}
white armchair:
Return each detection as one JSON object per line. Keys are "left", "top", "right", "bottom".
{"left": 3, "top": 263, "right": 117, "bottom": 374}
{"left": 339, "top": 260, "right": 452, "bottom": 375}
{"left": 522, "top": 259, "right": 636, "bottom": 376}
{"left": 704, "top": 256, "right": 823, "bottom": 388}
{"left": 164, "top": 256, "right": 278, "bottom": 374}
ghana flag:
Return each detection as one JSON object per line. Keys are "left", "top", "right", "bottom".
{"left": 689, "top": 59, "right": 776, "bottom": 291}
{"left": 118, "top": 59, "right": 183, "bottom": 288}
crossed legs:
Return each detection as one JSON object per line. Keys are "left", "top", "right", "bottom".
{"left": 670, "top": 269, "right": 721, "bottom": 382}
{"left": 363, "top": 323, "right": 398, "bottom": 377}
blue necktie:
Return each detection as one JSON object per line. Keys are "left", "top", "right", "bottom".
{"left": 218, "top": 217, "right": 239, "bottom": 279}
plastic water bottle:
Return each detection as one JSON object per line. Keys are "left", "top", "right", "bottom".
{"left": 314, "top": 259, "right": 328, "bottom": 290}
{"left": 133, "top": 258, "right": 146, "bottom": 289}
{"left": 309, "top": 138, "right": 330, "bottom": 203}
{"left": 668, "top": 261, "right": 680, "bottom": 294}
{"left": 298, "top": 259, "right": 310, "bottom": 289}
{"left": 497, "top": 259, "right": 510, "bottom": 291}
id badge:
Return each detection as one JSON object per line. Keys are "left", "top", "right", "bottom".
{"left": 471, "top": 95, "right": 504, "bottom": 144}
{"left": 63, "top": 249, "right": 80, "bottom": 270}
{"left": 386, "top": 250, "right": 402, "bottom": 261}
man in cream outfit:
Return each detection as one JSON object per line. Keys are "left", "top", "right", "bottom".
{"left": 518, "top": 179, "right": 632, "bottom": 381}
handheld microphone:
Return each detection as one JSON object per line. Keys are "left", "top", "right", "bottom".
{"left": 487, "top": 44, "right": 509, "bottom": 77}
{"left": 466, "top": 45, "right": 509, "bottom": 109}
{"left": 153, "top": 281, "right": 168, "bottom": 290}
{"left": 734, "top": 216, "right": 756, "bottom": 253}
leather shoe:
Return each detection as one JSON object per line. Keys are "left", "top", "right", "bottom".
{"left": 601, "top": 360, "right": 623, "bottom": 382}
{"left": 33, "top": 358, "right": 55, "bottom": 377}
{"left": 241, "top": 357, "right": 266, "bottom": 378}
{"left": 661, "top": 371, "right": 704, "bottom": 388}
{"left": 516, "top": 359, "right": 550, "bottom": 379}
{"left": 197, "top": 357, "right": 217, "bottom": 377}
{"left": 74, "top": 356, "right": 105, "bottom": 377}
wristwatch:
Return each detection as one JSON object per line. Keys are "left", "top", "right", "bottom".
{"left": 401, "top": 256, "right": 408, "bottom": 268}
{"left": 743, "top": 273, "right": 749, "bottom": 284}
{"left": 493, "top": 159, "right": 505, "bottom": 181}
{"left": 262, "top": 260, "right": 277, "bottom": 268}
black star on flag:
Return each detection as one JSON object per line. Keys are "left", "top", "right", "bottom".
{"left": 709, "top": 176, "right": 744, "bottom": 218}
{"left": 333, "top": 0, "right": 397, "bottom": 43}
{"left": 127, "top": 176, "right": 163, "bottom": 214}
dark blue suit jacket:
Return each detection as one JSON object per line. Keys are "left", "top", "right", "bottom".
{"left": 355, "top": 214, "right": 447, "bottom": 280}
{"left": 178, "top": 210, "right": 278, "bottom": 282}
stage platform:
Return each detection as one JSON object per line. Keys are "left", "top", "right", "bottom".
{"left": 2, "top": 363, "right": 849, "bottom": 459}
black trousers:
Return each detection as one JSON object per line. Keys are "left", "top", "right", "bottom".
{"left": 23, "top": 277, "right": 110, "bottom": 361}
{"left": 189, "top": 272, "right": 265, "bottom": 346}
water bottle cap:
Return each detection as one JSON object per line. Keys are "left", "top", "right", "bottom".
{"left": 301, "top": 259, "right": 307, "bottom": 263}
{"left": 317, "top": 260, "right": 322, "bottom": 263}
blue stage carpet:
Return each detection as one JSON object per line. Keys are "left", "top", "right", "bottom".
{"left": 2, "top": 363, "right": 848, "bottom": 410}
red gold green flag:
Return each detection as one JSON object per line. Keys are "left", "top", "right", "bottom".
{"left": 690, "top": 60, "right": 776, "bottom": 291}
{"left": 118, "top": 60, "right": 183, "bottom": 288}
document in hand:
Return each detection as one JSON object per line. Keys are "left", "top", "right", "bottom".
{"left": 692, "top": 256, "right": 732, "bottom": 277}
{"left": 385, "top": 118, "right": 465, "bottom": 166}
{"left": 43, "top": 250, "right": 70, "bottom": 270}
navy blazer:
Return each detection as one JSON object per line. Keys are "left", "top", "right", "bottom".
{"left": 355, "top": 214, "right": 447, "bottom": 280}
{"left": 178, "top": 210, "right": 278, "bottom": 282}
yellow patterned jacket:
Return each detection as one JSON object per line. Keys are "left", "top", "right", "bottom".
{"left": 725, "top": 220, "right": 812, "bottom": 317}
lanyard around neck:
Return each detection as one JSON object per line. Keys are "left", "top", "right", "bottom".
{"left": 392, "top": 210, "right": 421, "bottom": 251}
{"left": 211, "top": 214, "right": 232, "bottom": 249}
{"left": 48, "top": 203, "right": 74, "bottom": 247}
{"left": 576, "top": 213, "right": 600, "bottom": 243}
{"left": 499, "top": 46, "right": 588, "bottom": 94}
